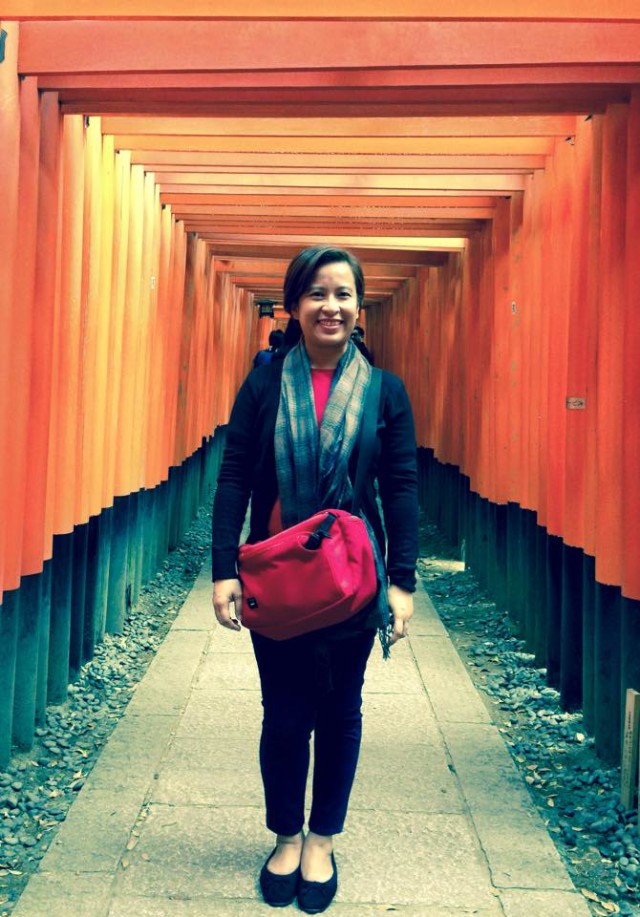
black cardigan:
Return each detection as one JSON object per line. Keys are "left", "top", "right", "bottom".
{"left": 211, "top": 359, "right": 419, "bottom": 595}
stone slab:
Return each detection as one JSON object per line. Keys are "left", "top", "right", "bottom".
{"left": 83, "top": 714, "right": 178, "bottom": 791}
{"left": 11, "top": 873, "right": 114, "bottom": 917}
{"left": 150, "top": 736, "right": 263, "bottom": 807}
{"left": 349, "top": 742, "right": 464, "bottom": 814}
{"left": 125, "top": 631, "right": 211, "bottom": 716}
{"left": 176, "top": 690, "right": 263, "bottom": 740}
{"left": 360, "top": 693, "right": 440, "bottom": 746}
{"left": 36, "top": 787, "right": 144, "bottom": 874}
{"left": 205, "top": 625, "right": 255, "bottom": 655}
{"left": 410, "top": 635, "right": 492, "bottom": 725}
{"left": 336, "top": 810, "right": 498, "bottom": 908}
{"left": 470, "top": 809, "right": 574, "bottom": 891}
{"left": 364, "top": 642, "right": 429, "bottom": 695}
{"left": 410, "top": 583, "right": 449, "bottom": 637}
{"left": 115, "top": 805, "right": 497, "bottom": 909}
{"left": 441, "top": 723, "right": 573, "bottom": 890}
{"left": 108, "top": 898, "right": 504, "bottom": 917}
{"left": 113, "top": 805, "right": 269, "bottom": 900}
{"left": 440, "top": 722, "right": 543, "bottom": 813}
{"left": 500, "top": 888, "right": 592, "bottom": 916}
{"left": 108, "top": 898, "right": 282, "bottom": 917}
{"left": 171, "top": 589, "right": 216, "bottom": 632}
{"left": 193, "top": 653, "right": 261, "bottom": 693}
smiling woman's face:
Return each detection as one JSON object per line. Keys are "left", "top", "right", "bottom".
{"left": 291, "top": 260, "right": 359, "bottom": 359}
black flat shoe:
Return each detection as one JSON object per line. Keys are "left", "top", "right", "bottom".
{"left": 259, "top": 847, "right": 301, "bottom": 908}
{"left": 297, "top": 852, "right": 338, "bottom": 914}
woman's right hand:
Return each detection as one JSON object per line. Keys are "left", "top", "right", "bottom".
{"left": 212, "top": 578, "right": 243, "bottom": 632}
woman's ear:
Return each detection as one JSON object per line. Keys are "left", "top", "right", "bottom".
{"left": 291, "top": 303, "right": 299, "bottom": 320}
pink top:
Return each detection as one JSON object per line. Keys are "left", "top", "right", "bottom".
{"left": 310, "top": 368, "right": 334, "bottom": 424}
{"left": 268, "top": 368, "right": 335, "bottom": 536}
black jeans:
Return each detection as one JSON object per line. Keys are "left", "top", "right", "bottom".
{"left": 251, "top": 628, "right": 375, "bottom": 837}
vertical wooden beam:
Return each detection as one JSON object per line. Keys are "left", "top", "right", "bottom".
{"left": 0, "top": 21, "right": 20, "bottom": 601}
{"left": 30, "top": 91, "right": 61, "bottom": 574}
{"left": 54, "top": 113, "right": 84, "bottom": 535}
{"left": 622, "top": 90, "right": 640, "bottom": 604}
{"left": 491, "top": 196, "right": 511, "bottom": 510}
{"left": 10, "top": 74, "right": 41, "bottom": 749}
{"left": 595, "top": 103, "right": 627, "bottom": 591}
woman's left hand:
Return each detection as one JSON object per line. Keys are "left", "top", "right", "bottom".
{"left": 387, "top": 584, "right": 414, "bottom": 645}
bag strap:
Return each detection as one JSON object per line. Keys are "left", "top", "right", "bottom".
{"left": 351, "top": 368, "right": 382, "bottom": 516}
{"left": 303, "top": 511, "right": 338, "bottom": 549}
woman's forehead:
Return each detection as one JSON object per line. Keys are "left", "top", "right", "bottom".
{"left": 309, "top": 261, "right": 356, "bottom": 287}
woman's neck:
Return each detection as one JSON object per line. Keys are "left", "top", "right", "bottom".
{"left": 304, "top": 341, "right": 346, "bottom": 370}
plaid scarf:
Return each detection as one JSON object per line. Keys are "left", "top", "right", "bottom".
{"left": 275, "top": 340, "right": 390, "bottom": 655}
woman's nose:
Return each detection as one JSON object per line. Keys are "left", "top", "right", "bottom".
{"left": 321, "top": 295, "right": 340, "bottom": 313}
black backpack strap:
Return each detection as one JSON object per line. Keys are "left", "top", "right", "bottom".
{"left": 351, "top": 368, "right": 382, "bottom": 515}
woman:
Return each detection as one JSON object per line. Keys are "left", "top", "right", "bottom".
{"left": 212, "top": 246, "right": 418, "bottom": 913}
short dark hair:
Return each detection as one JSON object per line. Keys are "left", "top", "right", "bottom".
{"left": 268, "top": 329, "right": 285, "bottom": 348}
{"left": 283, "top": 246, "right": 364, "bottom": 314}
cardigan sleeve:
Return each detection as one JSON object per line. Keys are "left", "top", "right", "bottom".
{"left": 211, "top": 373, "right": 259, "bottom": 581}
{"left": 377, "top": 373, "right": 419, "bottom": 592}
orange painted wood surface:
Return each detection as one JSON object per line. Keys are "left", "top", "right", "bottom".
{"left": 6, "top": 0, "right": 640, "bottom": 19}
{"left": 4, "top": 69, "right": 40, "bottom": 588}
{"left": 622, "top": 90, "right": 640, "bottom": 599}
{"left": 100, "top": 115, "right": 578, "bottom": 138}
{"left": 33, "top": 65, "right": 640, "bottom": 92}
{"left": 595, "top": 104, "right": 627, "bottom": 587}
{"left": 0, "top": 22, "right": 21, "bottom": 594}
{"left": 2, "top": 11, "right": 640, "bottom": 611}
{"left": 18, "top": 21, "right": 640, "bottom": 73}
{"left": 23, "top": 91, "right": 60, "bottom": 573}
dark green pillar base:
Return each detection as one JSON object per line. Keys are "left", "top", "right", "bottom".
{"left": 594, "top": 582, "right": 622, "bottom": 764}
{"left": 36, "top": 561, "right": 52, "bottom": 726}
{"left": 545, "top": 535, "right": 563, "bottom": 689}
{"left": 69, "top": 521, "right": 89, "bottom": 682}
{"left": 560, "top": 543, "right": 583, "bottom": 711}
{"left": 620, "top": 596, "right": 640, "bottom": 759}
{"left": 12, "top": 572, "right": 42, "bottom": 749}
{"left": 581, "top": 554, "right": 596, "bottom": 734}
{"left": 521, "top": 509, "right": 538, "bottom": 649}
{"left": 533, "top": 523, "right": 549, "bottom": 665}
{"left": 127, "top": 491, "right": 142, "bottom": 609}
{"left": 48, "top": 531, "right": 73, "bottom": 704}
{"left": 106, "top": 495, "right": 130, "bottom": 635}
{"left": 0, "top": 588, "right": 19, "bottom": 767}
{"left": 506, "top": 503, "right": 523, "bottom": 628}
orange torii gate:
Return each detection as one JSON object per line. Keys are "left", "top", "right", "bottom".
{"left": 0, "top": 6, "right": 639, "bottom": 770}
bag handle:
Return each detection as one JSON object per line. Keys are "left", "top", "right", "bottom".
{"left": 351, "top": 368, "right": 382, "bottom": 516}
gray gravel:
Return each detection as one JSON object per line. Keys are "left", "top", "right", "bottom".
{"left": 0, "top": 502, "right": 213, "bottom": 916}
{"left": 418, "top": 517, "right": 640, "bottom": 917}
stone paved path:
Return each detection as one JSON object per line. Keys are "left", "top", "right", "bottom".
{"left": 12, "top": 567, "right": 591, "bottom": 916}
